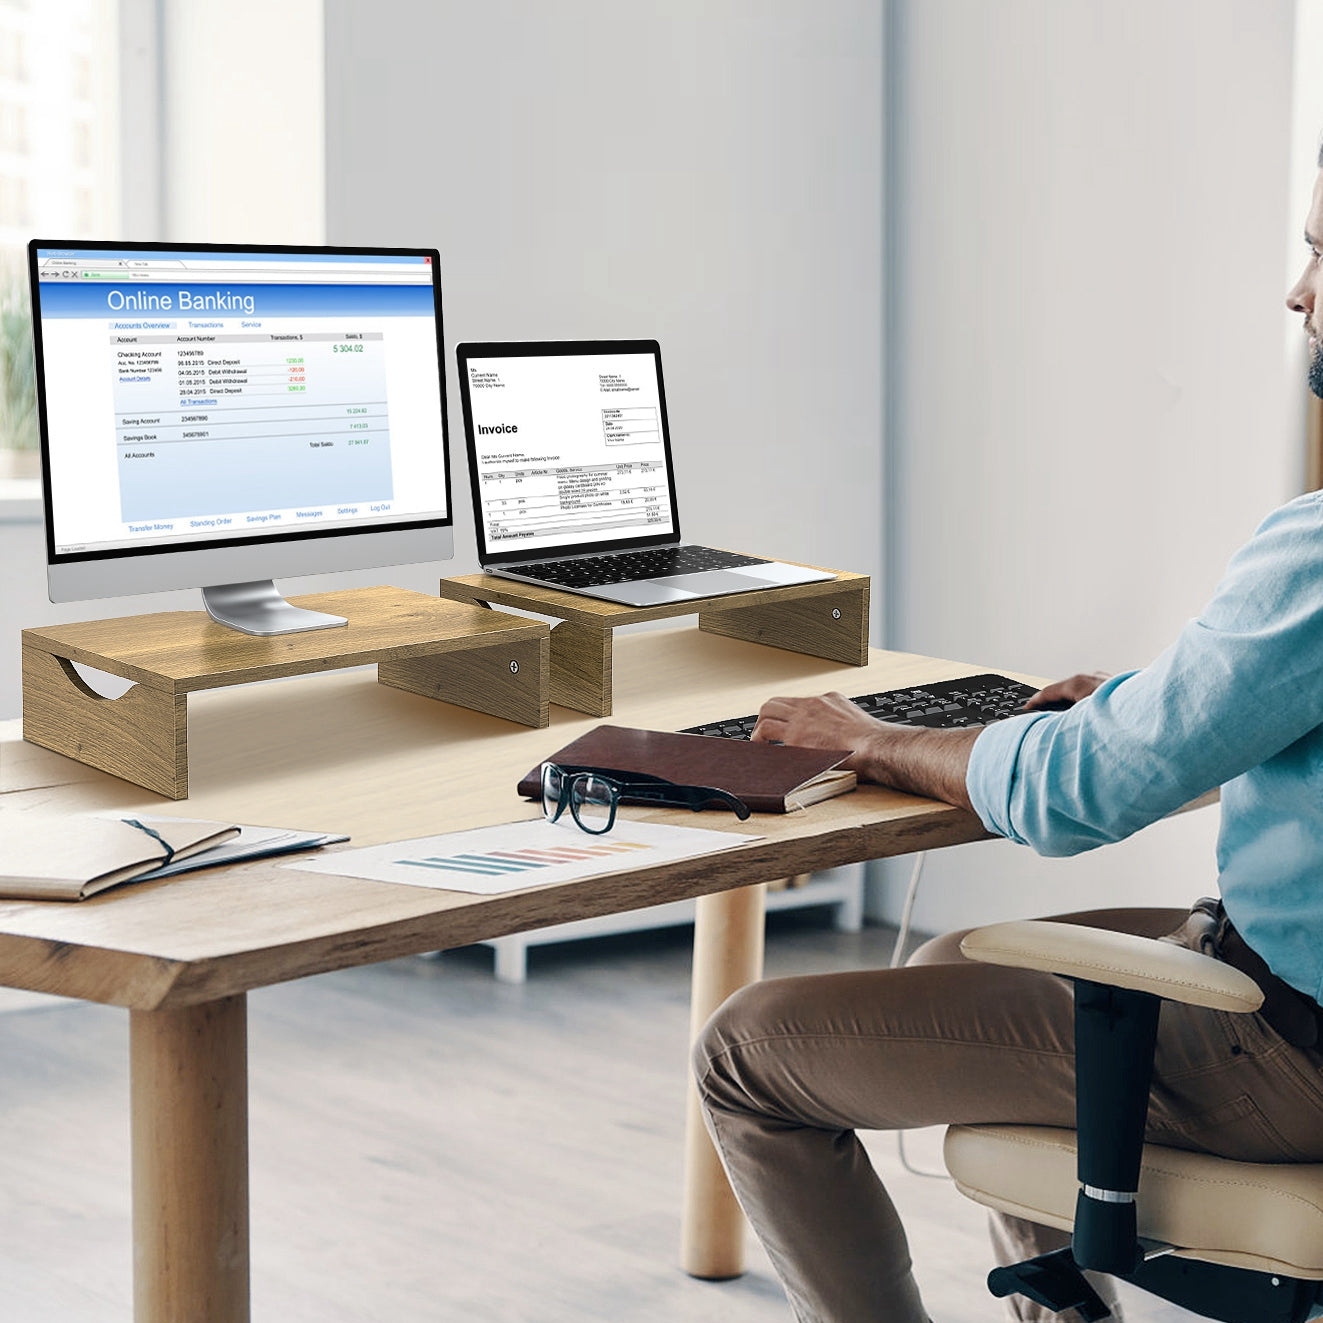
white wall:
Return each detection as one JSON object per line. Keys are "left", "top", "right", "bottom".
{"left": 872, "top": 0, "right": 1303, "bottom": 931}
{"left": 161, "top": 0, "right": 325, "bottom": 243}
{"left": 323, "top": 0, "right": 886, "bottom": 607}
{"left": 1292, "top": 0, "right": 1323, "bottom": 305}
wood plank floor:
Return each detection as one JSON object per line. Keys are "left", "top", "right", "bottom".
{"left": 0, "top": 912, "right": 1200, "bottom": 1322}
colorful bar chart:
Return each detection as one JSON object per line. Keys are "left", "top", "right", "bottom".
{"left": 398, "top": 839, "right": 649, "bottom": 878}
{"left": 287, "top": 817, "right": 757, "bottom": 895}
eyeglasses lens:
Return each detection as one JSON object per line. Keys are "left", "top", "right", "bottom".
{"left": 571, "top": 773, "right": 614, "bottom": 832}
{"left": 541, "top": 763, "right": 563, "bottom": 822}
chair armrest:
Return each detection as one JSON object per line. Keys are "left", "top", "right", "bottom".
{"left": 961, "top": 920, "right": 1263, "bottom": 1014}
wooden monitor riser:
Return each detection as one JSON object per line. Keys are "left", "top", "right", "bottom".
{"left": 438, "top": 567, "right": 869, "bottom": 716}
{"left": 20, "top": 586, "right": 550, "bottom": 799}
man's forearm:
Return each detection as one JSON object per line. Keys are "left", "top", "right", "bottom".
{"left": 750, "top": 691, "right": 985, "bottom": 810}
{"left": 852, "top": 725, "right": 982, "bottom": 811}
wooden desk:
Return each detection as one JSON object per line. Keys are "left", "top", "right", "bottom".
{"left": 0, "top": 627, "right": 1013, "bottom": 1322}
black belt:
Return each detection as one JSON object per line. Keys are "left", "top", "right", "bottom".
{"left": 1183, "top": 898, "right": 1323, "bottom": 1049}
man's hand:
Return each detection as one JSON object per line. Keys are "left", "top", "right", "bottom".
{"left": 751, "top": 692, "right": 979, "bottom": 810}
{"left": 1023, "top": 672, "right": 1111, "bottom": 710}
{"left": 751, "top": 692, "right": 886, "bottom": 768}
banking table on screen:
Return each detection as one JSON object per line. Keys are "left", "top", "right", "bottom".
{"left": 113, "top": 330, "right": 392, "bottom": 524}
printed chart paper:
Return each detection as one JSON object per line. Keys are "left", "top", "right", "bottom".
{"left": 285, "top": 818, "right": 759, "bottom": 895}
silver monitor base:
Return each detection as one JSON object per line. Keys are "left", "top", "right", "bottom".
{"left": 202, "top": 581, "right": 348, "bottom": 636}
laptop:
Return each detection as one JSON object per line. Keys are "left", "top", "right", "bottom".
{"left": 455, "top": 340, "right": 835, "bottom": 607}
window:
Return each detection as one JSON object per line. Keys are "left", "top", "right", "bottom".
{"left": 0, "top": 103, "right": 28, "bottom": 154}
{"left": 0, "top": 0, "right": 119, "bottom": 469}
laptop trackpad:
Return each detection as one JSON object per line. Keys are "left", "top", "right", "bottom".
{"left": 657, "top": 569, "right": 780, "bottom": 595}
{"left": 589, "top": 580, "right": 696, "bottom": 605}
{"left": 589, "top": 570, "right": 771, "bottom": 607}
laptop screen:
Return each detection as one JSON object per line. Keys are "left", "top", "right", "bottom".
{"left": 458, "top": 341, "right": 680, "bottom": 563}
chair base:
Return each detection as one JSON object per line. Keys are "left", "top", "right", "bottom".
{"left": 988, "top": 1248, "right": 1110, "bottom": 1320}
{"left": 991, "top": 1246, "right": 1323, "bottom": 1323}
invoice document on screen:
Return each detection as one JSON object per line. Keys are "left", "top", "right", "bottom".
{"left": 468, "top": 350, "right": 677, "bottom": 553}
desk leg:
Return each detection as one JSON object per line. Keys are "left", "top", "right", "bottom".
{"left": 681, "top": 883, "right": 766, "bottom": 1279}
{"left": 131, "top": 995, "right": 249, "bottom": 1323}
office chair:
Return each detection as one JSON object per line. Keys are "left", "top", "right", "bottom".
{"left": 942, "top": 919, "right": 1323, "bottom": 1322}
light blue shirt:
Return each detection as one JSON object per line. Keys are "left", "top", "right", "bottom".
{"left": 967, "top": 491, "right": 1323, "bottom": 1004}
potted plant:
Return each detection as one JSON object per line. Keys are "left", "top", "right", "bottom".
{"left": 0, "top": 272, "right": 37, "bottom": 480}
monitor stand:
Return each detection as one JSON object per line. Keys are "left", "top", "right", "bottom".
{"left": 202, "top": 581, "right": 348, "bottom": 636}
{"left": 21, "top": 586, "right": 549, "bottom": 798}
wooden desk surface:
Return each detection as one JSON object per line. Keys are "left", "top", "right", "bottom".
{"left": 0, "top": 627, "right": 1031, "bottom": 1012}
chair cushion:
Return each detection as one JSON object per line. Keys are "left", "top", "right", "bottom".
{"left": 944, "top": 1124, "right": 1323, "bottom": 1279}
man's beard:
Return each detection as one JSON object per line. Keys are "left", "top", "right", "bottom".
{"left": 1311, "top": 342, "right": 1323, "bottom": 400}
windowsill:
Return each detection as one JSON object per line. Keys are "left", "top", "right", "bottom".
{"left": 0, "top": 478, "right": 41, "bottom": 522}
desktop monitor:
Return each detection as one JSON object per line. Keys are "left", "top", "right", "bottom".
{"left": 28, "top": 240, "right": 453, "bottom": 634}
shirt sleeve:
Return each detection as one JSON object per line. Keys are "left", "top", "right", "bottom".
{"left": 966, "top": 492, "right": 1323, "bottom": 856}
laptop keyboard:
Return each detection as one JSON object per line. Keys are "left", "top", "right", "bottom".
{"left": 680, "top": 673, "right": 1042, "bottom": 739}
{"left": 512, "top": 545, "right": 767, "bottom": 589}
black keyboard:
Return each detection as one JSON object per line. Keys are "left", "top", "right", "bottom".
{"left": 680, "top": 673, "right": 1041, "bottom": 740}
{"left": 512, "top": 545, "right": 767, "bottom": 589}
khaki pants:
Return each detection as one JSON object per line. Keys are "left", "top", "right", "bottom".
{"left": 693, "top": 908, "right": 1323, "bottom": 1322}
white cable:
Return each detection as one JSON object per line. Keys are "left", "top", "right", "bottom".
{"left": 888, "top": 851, "right": 927, "bottom": 971}
{"left": 890, "top": 851, "right": 952, "bottom": 1181}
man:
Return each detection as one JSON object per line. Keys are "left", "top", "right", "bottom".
{"left": 693, "top": 150, "right": 1323, "bottom": 1323}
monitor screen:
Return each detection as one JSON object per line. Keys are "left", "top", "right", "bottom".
{"left": 458, "top": 341, "right": 679, "bottom": 563}
{"left": 30, "top": 241, "right": 451, "bottom": 604}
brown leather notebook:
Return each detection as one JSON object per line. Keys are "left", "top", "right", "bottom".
{"left": 516, "top": 725, "right": 856, "bottom": 814}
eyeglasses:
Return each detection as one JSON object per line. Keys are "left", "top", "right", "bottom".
{"left": 540, "top": 763, "right": 751, "bottom": 835}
